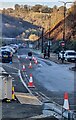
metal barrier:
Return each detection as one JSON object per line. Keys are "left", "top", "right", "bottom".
{"left": 43, "top": 101, "right": 76, "bottom": 120}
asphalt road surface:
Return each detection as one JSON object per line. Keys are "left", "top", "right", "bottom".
{"left": 2, "top": 47, "right": 76, "bottom": 119}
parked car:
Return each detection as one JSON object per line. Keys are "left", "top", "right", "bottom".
{"left": 0, "top": 46, "right": 14, "bottom": 55}
{"left": 58, "top": 50, "right": 76, "bottom": 62}
{"left": 64, "top": 50, "right": 76, "bottom": 62}
{"left": 2, "top": 49, "right": 13, "bottom": 63}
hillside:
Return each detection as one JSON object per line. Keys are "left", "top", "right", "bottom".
{"left": 45, "top": 9, "right": 76, "bottom": 41}
{"left": 1, "top": 13, "right": 38, "bottom": 38}
{"left": 1, "top": 3, "right": 76, "bottom": 41}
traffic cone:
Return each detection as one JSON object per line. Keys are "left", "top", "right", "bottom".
{"left": 22, "top": 64, "right": 26, "bottom": 71}
{"left": 32, "top": 56, "right": 35, "bottom": 61}
{"left": 18, "top": 55, "right": 20, "bottom": 60}
{"left": 28, "top": 74, "right": 35, "bottom": 87}
{"left": 63, "top": 92, "right": 69, "bottom": 110}
{"left": 26, "top": 56, "right": 28, "bottom": 59}
{"left": 28, "top": 62, "right": 32, "bottom": 69}
{"left": 34, "top": 59, "right": 38, "bottom": 64}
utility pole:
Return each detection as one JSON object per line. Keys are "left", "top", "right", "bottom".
{"left": 59, "top": 1, "right": 73, "bottom": 63}
{"left": 59, "top": 1, "right": 74, "bottom": 42}
{"left": 48, "top": 13, "right": 51, "bottom": 58}
{"left": 41, "top": 27, "right": 44, "bottom": 53}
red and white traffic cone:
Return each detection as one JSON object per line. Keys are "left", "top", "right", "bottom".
{"left": 22, "top": 64, "right": 26, "bottom": 71}
{"left": 28, "top": 62, "right": 32, "bottom": 69}
{"left": 28, "top": 74, "right": 35, "bottom": 87}
{"left": 34, "top": 59, "right": 38, "bottom": 64}
{"left": 26, "top": 56, "right": 28, "bottom": 60}
{"left": 32, "top": 56, "right": 35, "bottom": 61}
{"left": 18, "top": 55, "right": 20, "bottom": 60}
{"left": 63, "top": 92, "right": 70, "bottom": 110}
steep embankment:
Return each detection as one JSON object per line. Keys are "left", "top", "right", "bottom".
{"left": 2, "top": 13, "right": 38, "bottom": 38}
{"left": 45, "top": 6, "right": 76, "bottom": 41}
{"left": 1, "top": 3, "right": 76, "bottom": 40}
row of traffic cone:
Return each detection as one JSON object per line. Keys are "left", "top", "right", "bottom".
{"left": 28, "top": 57, "right": 38, "bottom": 87}
{"left": 28, "top": 58, "right": 38, "bottom": 69}
{"left": 22, "top": 62, "right": 32, "bottom": 71}
{"left": 22, "top": 57, "right": 70, "bottom": 110}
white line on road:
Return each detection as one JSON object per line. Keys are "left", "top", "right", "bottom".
{"left": 18, "top": 70, "right": 32, "bottom": 95}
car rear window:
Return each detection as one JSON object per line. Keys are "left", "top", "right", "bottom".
{"left": 2, "top": 51, "right": 10, "bottom": 55}
{"left": 67, "top": 52, "right": 76, "bottom": 55}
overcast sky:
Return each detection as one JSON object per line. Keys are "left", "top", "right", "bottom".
{"left": 0, "top": 0, "right": 75, "bottom": 9}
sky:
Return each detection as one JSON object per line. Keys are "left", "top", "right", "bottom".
{"left": 0, "top": 0, "right": 75, "bottom": 9}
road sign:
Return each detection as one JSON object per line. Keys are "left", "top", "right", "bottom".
{"left": 61, "top": 41, "right": 65, "bottom": 47}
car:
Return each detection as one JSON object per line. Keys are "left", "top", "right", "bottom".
{"left": 2, "top": 49, "right": 13, "bottom": 63}
{"left": 6, "top": 46, "right": 15, "bottom": 54}
{"left": 64, "top": 50, "right": 76, "bottom": 62}
{"left": 1, "top": 46, "right": 14, "bottom": 55}
{"left": 58, "top": 50, "right": 76, "bottom": 62}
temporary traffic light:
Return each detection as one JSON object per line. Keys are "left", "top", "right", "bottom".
{"left": 60, "top": 41, "right": 65, "bottom": 47}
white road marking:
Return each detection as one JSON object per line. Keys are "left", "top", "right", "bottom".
{"left": 18, "top": 70, "right": 32, "bottom": 94}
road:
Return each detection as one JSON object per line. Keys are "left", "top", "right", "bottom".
{"left": 2, "top": 47, "right": 76, "bottom": 112}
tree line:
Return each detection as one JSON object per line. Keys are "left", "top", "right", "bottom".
{"left": 14, "top": 4, "right": 67, "bottom": 13}
{"left": 2, "top": 4, "right": 69, "bottom": 14}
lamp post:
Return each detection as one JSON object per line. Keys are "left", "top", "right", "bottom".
{"left": 59, "top": 1, "right": 73, "bottom": 63}
{"left": 48, "top": 13, "right": 51, "bottom": 58}
{"left": 59, "top": 1, "right": 74, "bottom": 42}
{"left": 41, "top": 27, "right": 44, "bottom": 53}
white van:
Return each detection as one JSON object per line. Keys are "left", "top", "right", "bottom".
{"left": 64, "top": 50, "right": 76, "bottom": 62}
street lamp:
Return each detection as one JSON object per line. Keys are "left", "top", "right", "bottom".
{"left": 48, "top": 13, "right": 51, "bottom": 58}
{"left": 58, "top": 1, "right": 73, "bottom": 63}
{"left": 59, "top": 1, "right": 74, "bottom": 42}
{"left": 41, "top": 27, "right": 44, "bottom": 53}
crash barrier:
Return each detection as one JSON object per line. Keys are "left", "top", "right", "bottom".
{"left": 0, "top": 70, "right": 13, "bottom": 102}
{"left": 43, "top": 101, "right": 76, "bottom": 120}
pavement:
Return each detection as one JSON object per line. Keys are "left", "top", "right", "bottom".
{"left": 1, "top": 93, "right": 58, "bottom": 120}
{"left": 2, "top": 92, "right": 43, "bottom": 119}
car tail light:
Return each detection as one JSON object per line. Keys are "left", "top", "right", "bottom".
{"left": 10, "top": 53, "right": 12, "bottom": 57}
